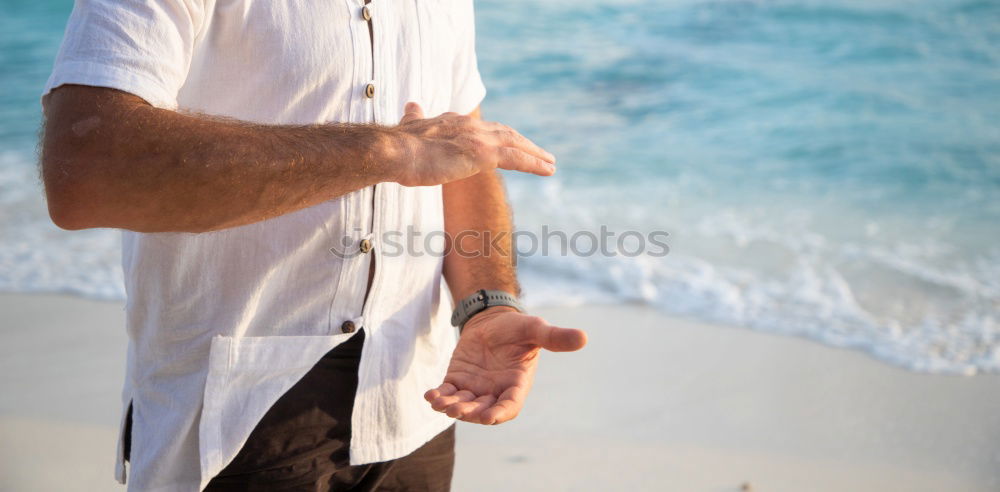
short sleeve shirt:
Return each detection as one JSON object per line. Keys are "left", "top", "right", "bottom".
{"left": 43, "top": 1, "right": 486, "bottom": 490}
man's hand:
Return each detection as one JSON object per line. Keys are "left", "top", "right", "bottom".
{"left": 394, "top": 102, "right": 556, "bottom": 187}
{"left": 424, "top": 307, "right": 587, "bottom": 425}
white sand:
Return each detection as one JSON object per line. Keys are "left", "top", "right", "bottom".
{"left": 1, "top": 294, "right": 998, "bottom": 491}
{"left": 457, "top": 305, "right": 1000, "bottom": 491}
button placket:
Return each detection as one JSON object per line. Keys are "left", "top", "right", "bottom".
{"left": 331, "top": 0, "right": 378, "bottom": 337}
{"left": 360, "top": 0, "right": 381, "bottom": 327}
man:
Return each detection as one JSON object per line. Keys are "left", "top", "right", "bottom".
{"left": 39, "top": 0, "right": 587, "bottom": 490}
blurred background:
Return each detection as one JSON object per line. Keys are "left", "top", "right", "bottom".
{"left": 2, "top": 0, "right": 999, "bottom": 490}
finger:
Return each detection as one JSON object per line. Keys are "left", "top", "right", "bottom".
{"left": 430, "top": 389, "right": 476, "bottom": 412}
{"left": 424, "top": 382, "right": 457, "bottom": 402}
{"left": 481, "top": 386, "right": 527, "bottom": 425}
{"left": 493, "top": 127, "right": 556, "bottom": 163}
{"left": 400, "top": 102, "right": 425, "bottom": 124}
{"left": 519, "top": 317, "right": 588, "bottom": 352}
{"left": 446, "top": 395, "right": 496, "bottom": 420}
{"left": 464, "top": 395, "right": 499, "bottom": 423}
{"left": 496, "top": 147, "right": 556, "bottom": 176}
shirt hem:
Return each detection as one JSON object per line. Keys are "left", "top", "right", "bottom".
{"left": 42, "top": 60, "right": 178, "bottom": 109}
{"left": 450, "top": 81, "right": 487, "bottom": 115}
{"left": 348, "top": 413, "right": 456, "bottom": 466}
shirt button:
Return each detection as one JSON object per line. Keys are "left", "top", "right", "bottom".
{"left": 361, "top": 5, "right": 372, "bottom": 21}
{"left": 359, "top": 238, "right": 373, "bottom": 254}
{"left": 341, "top": 320, "right": 356, "bottom": 333}
{"left": 364, "top": 83, "right": 375, "bottom": 99}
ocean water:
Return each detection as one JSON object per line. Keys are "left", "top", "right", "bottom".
{"left": 1, "top": 0, "right": 998, "bottom": 374}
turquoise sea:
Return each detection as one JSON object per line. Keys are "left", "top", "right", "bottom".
{"left": 1, "top": 0, "right": 998, "bottom": 373}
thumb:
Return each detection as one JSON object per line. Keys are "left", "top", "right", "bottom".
{"left": 523, "top": 318, "right": 588, "bottom": 352}
{"left": 400, "top": 102, "right": 424, "bottom": 124}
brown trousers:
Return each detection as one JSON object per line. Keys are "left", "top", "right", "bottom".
{"left": 203, "top": 330, "right": 456, "bottom": 491}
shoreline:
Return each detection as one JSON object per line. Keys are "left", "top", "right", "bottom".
{"left": 1, "top": 293, "right": 998, "bottom": 491}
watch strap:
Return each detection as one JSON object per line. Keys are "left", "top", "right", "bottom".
{"left": 451, "top": 289, "right": 523, "bottom": 329}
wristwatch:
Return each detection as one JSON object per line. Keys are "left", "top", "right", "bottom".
{"left": 451, "top": 289, "right": 524, "bottom": 330}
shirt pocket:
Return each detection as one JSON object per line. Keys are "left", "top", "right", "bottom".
{"left": 197, "top": 333, "right": 358, "bottom": 488}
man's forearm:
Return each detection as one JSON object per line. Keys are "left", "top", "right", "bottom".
{"left": 442, "top": 107, "right": 522, "bottom": 302}
{"left": 41, "top": 85, "right": 409, "bottom": 233}
{"left": 442, "top": 167, "right": 519, "bottom": 302}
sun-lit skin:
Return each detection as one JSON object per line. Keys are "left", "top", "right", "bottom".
{"left": 40, "top": 85, "right": 588, "bottom": 426}
{"left": 425, "top": 306, "right": 588, "bottom": 425}
{"left": 40, "top": 86, "right": 555, "bottom": 233}
{"left": 438, "top": 108, "right": 588, "bottom": 424}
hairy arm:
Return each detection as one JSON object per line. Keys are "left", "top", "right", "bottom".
{"left": 42, "top": 85, "right": 400, "bottom": 232}
{"left": 40, "top": 85, "right": 555, "bottom": 233}
{"left": 430, "top": 108, "right": 587, "bottom": 426}
{"left": 441, "top": 107, "right": 519, "bottom": 301}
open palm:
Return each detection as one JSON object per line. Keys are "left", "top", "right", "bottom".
{"left": 424, "top": 308, "right": 587, "bottom": 425}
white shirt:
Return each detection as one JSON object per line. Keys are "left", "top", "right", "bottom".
{"left": 43, "top": 0, "right": 486, "bottom": 490}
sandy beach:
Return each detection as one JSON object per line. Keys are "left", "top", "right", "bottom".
{"left": 1, "top": 293, "right": 998, "bottom": 491}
